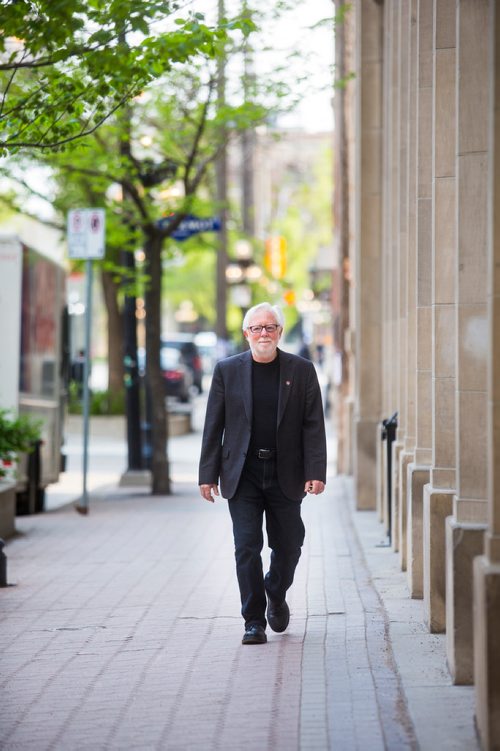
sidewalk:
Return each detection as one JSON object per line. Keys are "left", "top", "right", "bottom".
{"left": 0, "top": 405, "right": 479, "bottom": 750}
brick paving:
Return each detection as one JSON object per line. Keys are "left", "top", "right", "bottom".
{"left": 0, "top": 419, "right": 477, "bottom": 750}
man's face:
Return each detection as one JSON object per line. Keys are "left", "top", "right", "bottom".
{"left": 244, "top": 310, "right": 282, "bottom": 363}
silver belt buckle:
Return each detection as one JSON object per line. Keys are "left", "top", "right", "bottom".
{"left": 258, "top": 448, "right": 272, "bottom": 459}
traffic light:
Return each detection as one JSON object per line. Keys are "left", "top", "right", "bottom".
{"left": 264, "top": 236, "right": 287, "bottom": 279}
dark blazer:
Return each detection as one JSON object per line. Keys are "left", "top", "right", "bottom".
{"left": 198, "top": 348, "right": 327, "bottom": 500}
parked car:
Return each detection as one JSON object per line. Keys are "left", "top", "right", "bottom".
{"left": 161, "top": 333, "right": 203, "bottom": 393}
{"left": 160, "top": 346, "right": 193, "bottom": 402}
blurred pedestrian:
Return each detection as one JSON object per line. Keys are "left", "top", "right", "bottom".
{"left": 316, "top": 343, "right": 325, "bottom": 367}
{"left": 198, "top": 302, "right": 327, "bottom": 645}
{"left": 298, "top": 340, "right": 312, "bottom": 360}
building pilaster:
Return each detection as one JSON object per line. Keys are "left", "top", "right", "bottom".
{"left": 406, "top": 0, "right": 433, "bottom": 599}
{"left": 423, "top": 0, "right": 457, "bottom": 634}
{"left": 446, "top": 0, "right": 489, "bottom": 685}
{"left": 353, "top": 0, "right": 384, "bottom": 510}
{"left": 473, "top": 1, "right": 500, "bottom": 745}
{"left": 397, "top": 0, "right": 419, "bottom": 571}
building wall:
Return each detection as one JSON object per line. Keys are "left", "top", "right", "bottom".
{"left": 339, "top": 1, "right": 500, "bottom": 746}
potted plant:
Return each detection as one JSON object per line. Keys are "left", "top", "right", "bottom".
{"left": 0, "top": 409, "right": 41, "bottom": 537}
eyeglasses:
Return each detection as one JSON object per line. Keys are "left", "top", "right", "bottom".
{"left": 247, "top": 324, "right": 280, "bottom": 334}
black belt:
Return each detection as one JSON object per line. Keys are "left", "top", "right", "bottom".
{"left": 253, "top": 448, "right": 276, "bottom": 460}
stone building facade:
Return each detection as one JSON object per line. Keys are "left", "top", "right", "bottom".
{"left": 336, "top": 1, "right": 500, "bottom": 747}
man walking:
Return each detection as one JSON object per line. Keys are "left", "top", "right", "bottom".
{"left": 199, "top": 302, "right": 327, "bottom": 645}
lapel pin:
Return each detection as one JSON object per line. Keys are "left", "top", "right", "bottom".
{"left": 286, "top": 380, "right": 291, "bottom": 386}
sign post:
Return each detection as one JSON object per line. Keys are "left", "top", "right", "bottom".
{"left": 67, "top": 209, "right": 105, "bottom": 515}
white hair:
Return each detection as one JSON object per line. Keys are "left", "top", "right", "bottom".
{"left": 242, "top": 302, "right": 285, "bottom": 330}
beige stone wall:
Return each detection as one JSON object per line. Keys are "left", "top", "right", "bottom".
{"left": 345, "top": 0, "right": 500, "bottom": 736}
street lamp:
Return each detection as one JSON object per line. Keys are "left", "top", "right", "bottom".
{"left": 225, "top": 263, "right": 245, "bottom": 284}
{"left": 245, "top": 263, "right": 263, "bottom": 282}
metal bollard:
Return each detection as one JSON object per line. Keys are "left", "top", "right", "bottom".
{"left": 381, "top": 411, "right": 398, "bottom": 545}
{"left": 0, "top": 538, "right": 7, "bottom": 587}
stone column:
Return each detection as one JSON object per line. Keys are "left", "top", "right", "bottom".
{"left": 406, "top": 0, "right": 433, "bottom": 599}
{"left": 389, "top": 0, "right": 400, "bottom": 429}
{"left": 377, "top": 1, "right": 398, "bottom": 532}
{"left": 377, "top": 1, "right": 389, "bottom": 526}
{"left": 473, "top": 3, "right": 500, "bottom": 745}
{"left": 333, "top": 0, "right": 356, "bottom": 478}
{"left": 446, "top": 0, "right": 489, "bottom": 686}
{"left": 398, "top": 0, "right": 418, "bottom": 570}
{"left": 381, "top": 0, "right": 392, "bottom": 427}
{"left": 389, "top": 0, "right": 410, "bottom": 551}
{"left": 422, "top": 0, "right": 456, "bottom": 634}
{"left": 354, "top": 0, "right": 384, "bottom": 511}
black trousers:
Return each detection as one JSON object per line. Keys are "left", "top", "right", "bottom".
{"left": 228, "top": 455, "right": 305, "bottom": 628}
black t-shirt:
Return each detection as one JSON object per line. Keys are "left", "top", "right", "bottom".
{"left": 250, "top": 353, "right": 280, "bottom": 450}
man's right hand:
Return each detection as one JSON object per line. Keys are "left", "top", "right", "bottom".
{"left": 199, "top": 484, "right": 220, "bottom": 503}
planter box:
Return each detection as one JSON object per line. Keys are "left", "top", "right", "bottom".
{"left": 169, "top": 412, "right": 192, "bottom": 436}
{"left": 66, "top": 412, "right": 192, "bottom": 439}
{"left": 0, "top": 480, "right": 16, "bottom": 539}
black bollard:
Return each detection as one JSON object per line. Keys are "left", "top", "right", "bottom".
{"left": 0, "top": 538, "right": 7, "bottom": 587}
{"left": 377, "top": 412, "right": 398, "bottom": 548}
{"left": 382, "top": 412, "right": 398, "bottom": 544}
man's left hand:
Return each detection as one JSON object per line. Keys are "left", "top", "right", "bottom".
{"left": 305, "top": 480, "right": 325, "bottom": 495}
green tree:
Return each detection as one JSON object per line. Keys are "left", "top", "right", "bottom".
{"left": 1, "top": 0, "right": 332, "bottom": 495}
{"left": 5, "top": 56, "right": 264, "bottom": 494}
{"left": 0, "top": 0, "right": 260, "bottom": 494}
{"left": 0, "top": 0, "right": 240, "bottom": 154}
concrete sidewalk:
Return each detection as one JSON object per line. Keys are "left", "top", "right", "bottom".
{"left": 0, "top": 412, "right": 479, "bottom": 750}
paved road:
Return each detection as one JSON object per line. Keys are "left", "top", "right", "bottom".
{"left": 0, "top": 401, "right": 478, "bottom": 750}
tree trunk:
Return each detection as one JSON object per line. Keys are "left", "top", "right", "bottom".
{"left": 101, "top": 268, "right": 124, "bottom": 394}
{"left": 144, "top": 231, "right": 171, "bottom": 494}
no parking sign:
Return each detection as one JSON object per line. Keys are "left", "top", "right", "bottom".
{"left": 67, "top": 209, "right": 105, "bottom": 259}
{"left": 66, "top": 208, "right": 106, "bottom": 515}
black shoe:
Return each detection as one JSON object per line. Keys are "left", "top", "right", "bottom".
{"left": 242, "top": 624, "right": 267, "bottom": 645}
{"left": 267, "top": 596, "right": 290, "bottom": 633}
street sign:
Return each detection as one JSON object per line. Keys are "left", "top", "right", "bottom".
{"left": 66, "top": 208, "right": 105, "bottom": 514}
{"left": 67, "top": 209, "right": 105, "bottom": 259}
{"left": 157, "top": 214, "right": 221, "bottom": 241}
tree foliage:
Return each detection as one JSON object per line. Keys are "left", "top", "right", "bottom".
{"left": 0, "top": 55, "right": 268, "bottom": 494}
{"left": 0, "top": 0, "right": 333, "bottom": 495}
{"left": 0, "top": 0, "right": 252, "bottom": 154}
